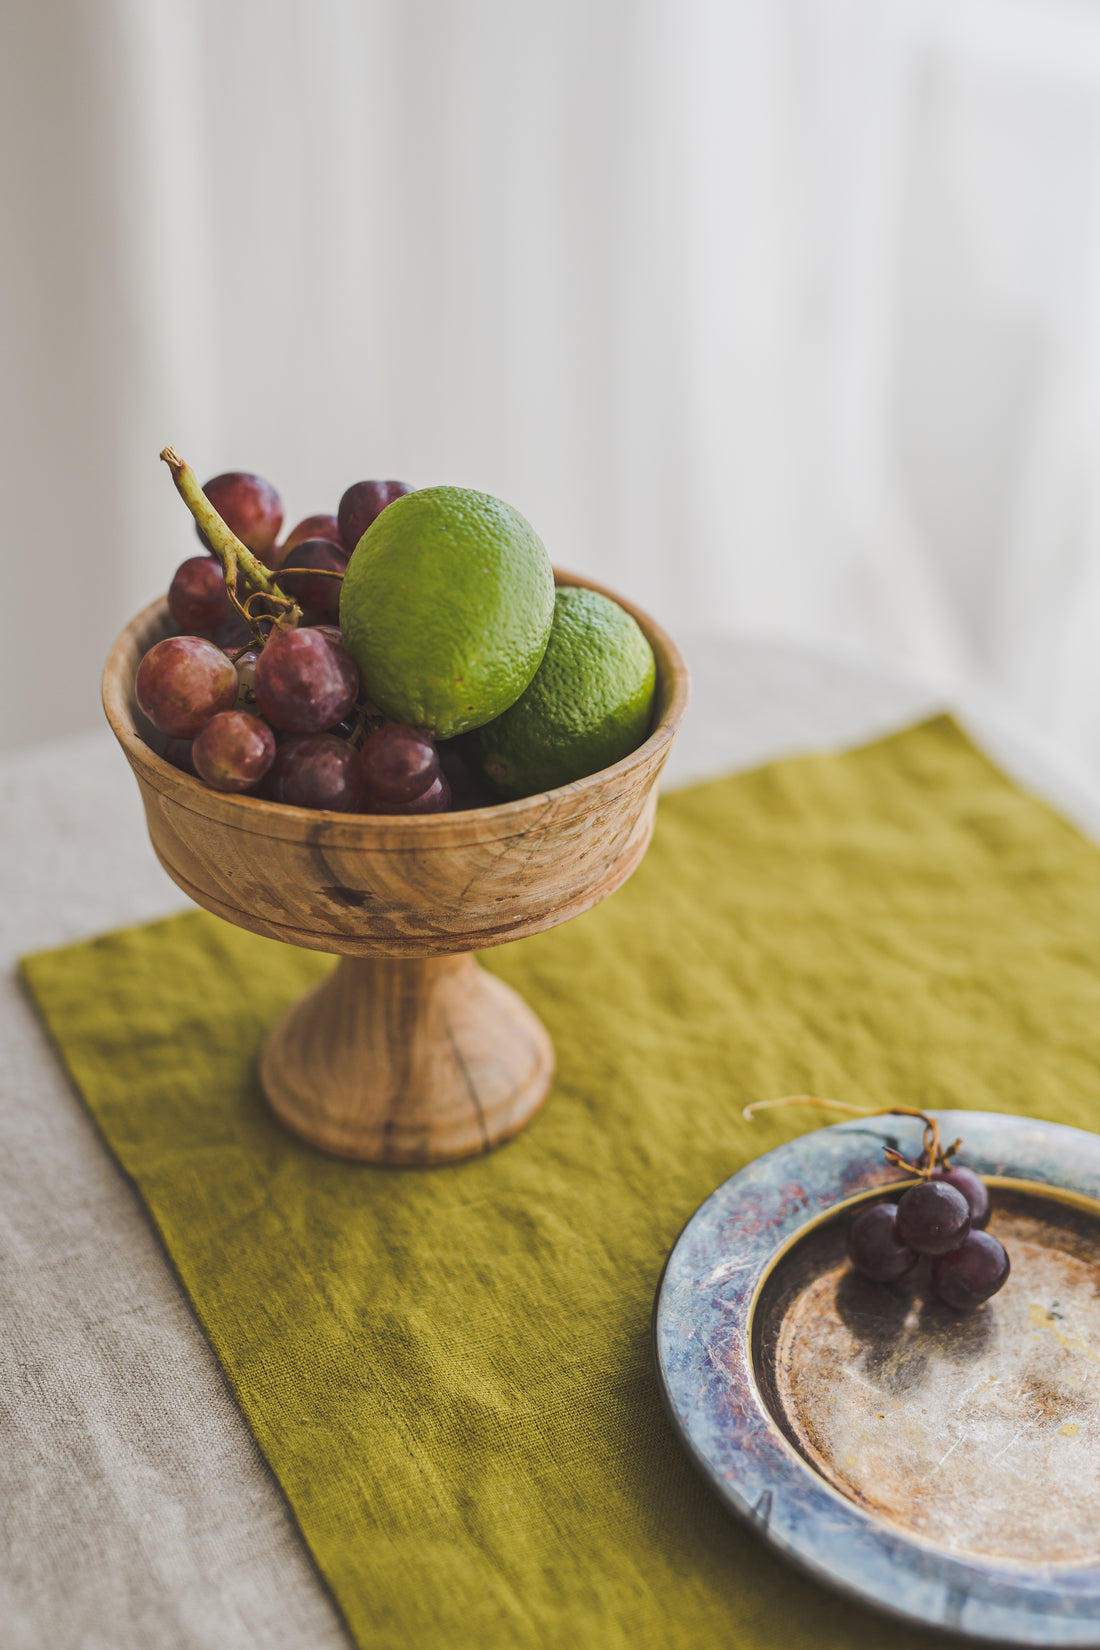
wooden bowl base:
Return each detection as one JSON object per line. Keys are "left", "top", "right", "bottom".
{"left": 259, "top": 953, "right": 555, "bottom": 1165}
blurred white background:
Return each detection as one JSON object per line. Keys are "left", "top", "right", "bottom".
{"left": 5, "top": 0, "right": 1100, "bottom": 768}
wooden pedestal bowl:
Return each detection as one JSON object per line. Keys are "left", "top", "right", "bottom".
{"left": 102, "top": 572, "right": 689, "bottom": 1166}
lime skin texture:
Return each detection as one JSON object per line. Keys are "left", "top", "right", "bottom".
{"left": 468, "top": 586, "right": 657, "bottom": 800}
{"left": 339, "top": 486, "right": 555, "bottom": 740}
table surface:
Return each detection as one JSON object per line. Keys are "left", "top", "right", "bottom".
{"left": 5, "top": 635, "right": 1100, "bottom": 1650}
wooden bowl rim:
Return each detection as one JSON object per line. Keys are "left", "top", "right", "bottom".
{"left": 102, "top": 568, "right": 691, "bottom": 840}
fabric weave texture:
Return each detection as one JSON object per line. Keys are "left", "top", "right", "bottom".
{"left": 22, "top": 715, "right": 1100, "bottom": 1650}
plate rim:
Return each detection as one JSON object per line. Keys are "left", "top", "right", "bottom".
{"left": 652, "top": 1110, "right": 1100, "bottom": 1646}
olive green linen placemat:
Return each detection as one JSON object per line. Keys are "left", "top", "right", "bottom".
{"left": 22, "top": 716, "right": 1100, "bottom": 1650}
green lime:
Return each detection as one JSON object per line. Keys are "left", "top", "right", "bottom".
{"left": 338, "top": 486, "right": 555, "bottom": 739}
{"left": 467, "top": 586, "right": 656, "bottom": 798}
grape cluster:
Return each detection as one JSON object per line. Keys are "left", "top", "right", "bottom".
{"left": 139, "top": 467, "right": 458, "bottom": 813}
{"left": 847, "top": 1137, "right": 1010, "bottom": 1309}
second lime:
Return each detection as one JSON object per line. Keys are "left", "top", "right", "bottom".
{"left": 467, "top": 586, "right": 656, "bottom": 799}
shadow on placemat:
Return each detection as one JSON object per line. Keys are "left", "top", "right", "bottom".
{"left": 22, "top": 716, "right": 1100, "bottom": 1650}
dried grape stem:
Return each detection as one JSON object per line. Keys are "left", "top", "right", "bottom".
{"left": 741, "top": 1094, "right": 948, "bottom": 1178}
{"left": 159, "top": 446, "right": 302, "bottom": 636}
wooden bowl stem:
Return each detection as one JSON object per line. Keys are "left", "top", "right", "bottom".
{"left": 259, "top": 951, "right": 555, "bottom": 1164}
{"left": 104, "top": 571, "right": 688, "bottom": 1167}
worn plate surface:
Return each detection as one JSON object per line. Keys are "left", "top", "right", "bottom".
{"left": 654, "top": 1112, "right": 1100, "bottom": 1644}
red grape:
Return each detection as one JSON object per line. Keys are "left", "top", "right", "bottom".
{"left": 192, "top": 711, "right": 276, "bottom": 793}
{"left": 169, "top": 556, "right": 232, "bottom": 635}
{"left": 253, "top": 626, "right": 359, "bottom": 734}
{"left": 278, "top": 539, "right": 347, "bottom": 617}
{"left": 362, "top": 771, "right": 451, "bottom": 815}
{"left": 232, "top": 649, "right": 260, "bottom": 710}
{"left": 360, "top": 724, "right": 439, "bottom": 803}
{"left": 136, "top": 636, "right": 238, "bottom": 738}
{"left": 196, "top": 472, "right": 284, "bottom": 565}
{"left": 212, "top": 612, "right": 254, "bottom": 652}
{"left": 847, "top": 1202, "right": 918, "bottom": 1283}
{"left": 930, "top": 1165, "right": 990, "bottom": 1230}
{"left": 337, "top": 480, "right": 411, "bottom": 554}
{"left": 931, "top": 1230, "right": 1010, "bottom": 1309}
{"left": 277, "top": 513, "right": 342, "bottom": 565}
{"left": 896, "top": 1180, "right": 971, "bottom": 1256}
{"left": 267, "top": 734, "right": 366, "bottom": 811}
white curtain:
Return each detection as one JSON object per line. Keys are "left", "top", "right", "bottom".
{"left": 6, "top": 0, "right": 1100, "bottom": 769}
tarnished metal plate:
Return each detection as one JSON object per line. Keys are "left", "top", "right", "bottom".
{"left": 760, "top": 1191, "right": 1100, "bottom": 1567}
{"left": 654, "top": 1112, "right": 1100, "bottom": 1644}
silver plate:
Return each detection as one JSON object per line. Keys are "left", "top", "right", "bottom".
{"left": 654, "top": 1111, "right": 1100, "bottom": 1643}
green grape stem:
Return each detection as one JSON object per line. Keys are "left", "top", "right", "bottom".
{"left": 159, "top": 446, "right": 302, "bottom": 635}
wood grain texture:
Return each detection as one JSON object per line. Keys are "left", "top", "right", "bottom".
{"left": 261, "top": 954, "right": 555, "bottom": 1164}
{"left": 102, "top": 569, "right": 689, "bottom": 1161}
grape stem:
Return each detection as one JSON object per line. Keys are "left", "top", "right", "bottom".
{"left": 339, "top": 698, "right": 386, "bottom": 751}
{"left": 741, "top": 1095, "right": 960, "bottom": 1178}
{"left": 159, "top": 446, "right": 302, "bottom": 641}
